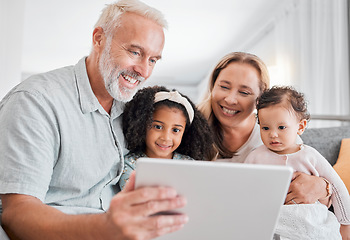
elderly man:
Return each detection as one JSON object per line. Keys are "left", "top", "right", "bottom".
{"left": 0, "top": 0, "right": 188, "bottom": 239}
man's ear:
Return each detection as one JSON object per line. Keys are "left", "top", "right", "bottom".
{"left": 92, "top": 27, "right": 106, "bottom": 52}
{"left": 297, "top": 119, "right": 308, "bottom": 135}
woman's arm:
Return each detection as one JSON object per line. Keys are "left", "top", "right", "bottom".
{"left": 285, "top": 172, "right": 330, "bottom": 206}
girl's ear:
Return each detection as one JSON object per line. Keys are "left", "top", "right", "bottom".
{"left": 297, "top": 119, "right": 308, "bottom": 135}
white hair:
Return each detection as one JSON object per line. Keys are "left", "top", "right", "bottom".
{"left": 94, "top": 0, "right": 167, "bottom": 38}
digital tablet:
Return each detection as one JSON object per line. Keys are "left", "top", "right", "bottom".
{"left": 134, "top": 158, "right": 293, "bottom": 240}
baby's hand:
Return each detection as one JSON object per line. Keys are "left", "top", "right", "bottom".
{"left": 340, "top": 224, "right": 350, "bottom": 240}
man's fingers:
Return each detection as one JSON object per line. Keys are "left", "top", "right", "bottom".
{"left": 148, "top": 215, "right": 188, "bottom": 239}
{"left": 113, "top": 183, "right": 187, "bottom": 218}
{"left": 145, "top": 214, "right": 188, "bottom": 238}
{"left": 108, "top": 191, "right": 188, "bottom": 240}
{"left": 123, "top": 215, "right": 188, "bottom": 240}
{"left": 120, "top": 185, "right": 179, "bottom": 207}
{"left": 150, "top": 214, "right": 189, "bottom": 229}
{"left": 130, "top": 196, "right": 187, "bottom": 217}
{"left": 110, "top": 179, "right": 188, "bottom": 239}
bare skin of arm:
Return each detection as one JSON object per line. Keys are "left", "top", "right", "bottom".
{"left": 1, "top": 172, "right": 188, "bottom": 240}
{"left": 285, "top": 172, "right": 330, "bottom": 206}
{"left": 340, "top": 225, "right": 350, "bottom": 240}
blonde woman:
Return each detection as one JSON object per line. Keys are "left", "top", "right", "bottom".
{"left": 198, "top": 52, "right": 331, "bottom": 205}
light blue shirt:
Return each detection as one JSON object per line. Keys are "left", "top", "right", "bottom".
{"left": 0, "top": 57, "right": 126, "bottom": 214}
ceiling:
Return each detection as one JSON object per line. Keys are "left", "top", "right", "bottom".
{"left": 21, "top": 0, "right": 285, "bottom": 89}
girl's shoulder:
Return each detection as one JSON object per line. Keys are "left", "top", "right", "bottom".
{"left": 124, "top": 152, "right": 147, "bottom": 161}
{"left": 173, "top": 152, "right": 194, "bottom": 160}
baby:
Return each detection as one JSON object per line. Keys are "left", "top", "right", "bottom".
{"left": 245, "top": 86, "right": 350, "bottom": 239}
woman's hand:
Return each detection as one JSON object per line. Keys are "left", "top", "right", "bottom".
{"left": 285, "top": 172, "right": 329, "bottom": 205}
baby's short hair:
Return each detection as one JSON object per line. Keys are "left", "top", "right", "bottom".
{"left": 257, "top": 86, "right": 310, "bottom": 121}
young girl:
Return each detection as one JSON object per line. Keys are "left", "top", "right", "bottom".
{"left": 245, "top": 86, "right": 350, "bottom": 239}
{"left": 119, "top": 86, "right": 215, "bottom": 189}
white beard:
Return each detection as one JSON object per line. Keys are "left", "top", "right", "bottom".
{"left": 98, "top": 39, "right": 144, "bottom": 102}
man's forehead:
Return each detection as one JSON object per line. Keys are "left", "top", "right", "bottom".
{"left": 112, "top": 13, "right": 165, "bottom": 56}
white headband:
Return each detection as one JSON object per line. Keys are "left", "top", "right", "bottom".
{"left": 154, "top": 91, "right": 194, "bottom": 123}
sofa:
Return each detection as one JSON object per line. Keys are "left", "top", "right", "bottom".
{"left": 301, "top": 125, "right": 350, "bottom": 196}
{"left": 301, "top": 125, "right": 350, "bottom": 166}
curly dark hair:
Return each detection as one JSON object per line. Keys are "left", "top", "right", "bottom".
{"left": 123, "top": 86, "right": 215, "bottom": 160}
{"left": 257, "top": 86, "right": 310, "bottom": 121}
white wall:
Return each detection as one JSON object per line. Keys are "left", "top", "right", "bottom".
{"left": 0, "top": 0, "right": 25, "bottom": 99}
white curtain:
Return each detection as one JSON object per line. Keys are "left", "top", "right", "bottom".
{"left": 274, "top": 0, "right": 349, "bottom": 127}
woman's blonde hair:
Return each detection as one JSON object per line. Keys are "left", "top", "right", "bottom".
{"left": 197, "top": 52, "right": 270, "bottom": 158}
{"left": 94, "top": 0, "right": 167, "bottom": 39}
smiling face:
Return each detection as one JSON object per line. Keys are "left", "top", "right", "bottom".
{"left": 99, "top": 12, "right": 165, "bottom": 102}
{"left": 258, "top": 104, "right": 307, "bottom": 154}
{"left": 145, "top": 106, "right": 187, "bottom": 159}
{"left": 211, "top": 62, "right": 261, "bottom": 129}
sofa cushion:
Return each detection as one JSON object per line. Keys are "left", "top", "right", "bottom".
{"left": 301, "top": 126, "right": 350, "bottom": 166}
{"left": 333, "top": 138, "right": 350, "bottom": 194}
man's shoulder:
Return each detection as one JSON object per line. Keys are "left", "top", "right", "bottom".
{"left": 3, "top": 64, "right": 79, "bottom": 105}
{"left": 21, "top": 65, "right": 76, "bottom": 93}
{"left": 0, "top": 64, "right": 80, "bottom": 116}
